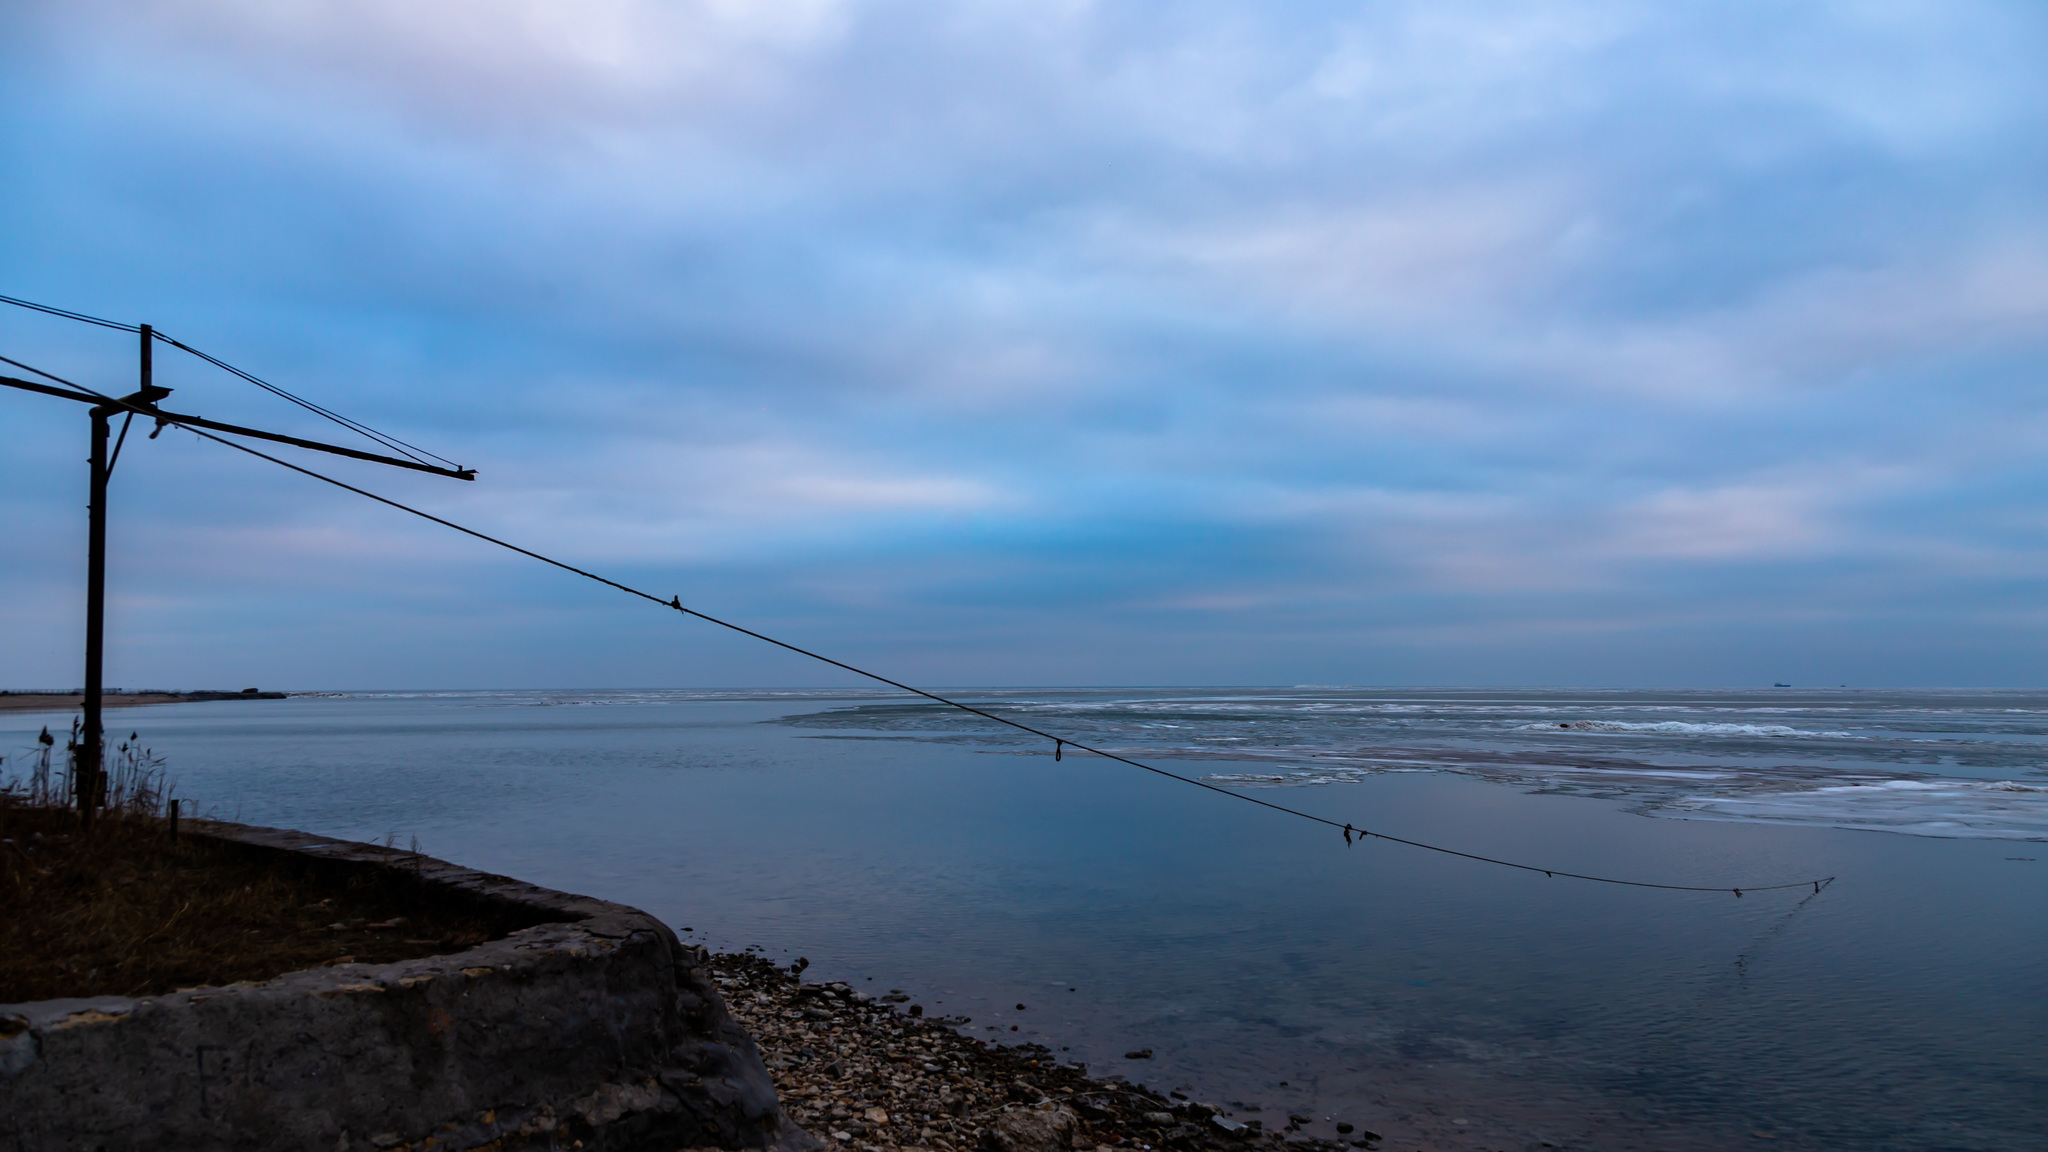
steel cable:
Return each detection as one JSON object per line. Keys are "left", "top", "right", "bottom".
{"left": 0, "top": 294, "right": 142, "bottom": 333}
{"left": 0, "top": 293, "right": 459, "bottom": 468}
{"left": 1, "top": 350, "right": 1836, "bottom": 898}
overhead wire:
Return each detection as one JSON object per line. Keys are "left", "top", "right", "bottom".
{"left": 0, "top": 352, "right": 102, "bottom": 395}
{"left": 148, "top": 332, "right": 460, "bottom": 470}
{"left": 0, "top": 293, "right": 460, "bottom": 470}
{"left": 0, "top": 293, "right": 141, "bottom": 334}
{"left": 1, "top": 349, "right": 1836, "bottom": 898}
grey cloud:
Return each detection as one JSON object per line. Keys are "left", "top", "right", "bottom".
{"left": 1, "top": 1, "right": 2045, "bottom": 687}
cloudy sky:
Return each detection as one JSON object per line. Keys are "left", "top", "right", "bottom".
{"left": 2, "top": 0, "right": 2045, "bottom": 689}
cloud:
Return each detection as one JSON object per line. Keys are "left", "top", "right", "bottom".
{"left": 1, "top": 0, "right": 2045, "bottom": 687}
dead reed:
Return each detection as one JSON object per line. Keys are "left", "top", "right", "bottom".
{"left": 3, "top": 718, "right": 171, "bottom": 818}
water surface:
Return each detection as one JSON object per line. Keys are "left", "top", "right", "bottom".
{"left": 4, "top": 688, "right": 2042, "bottom": 1151}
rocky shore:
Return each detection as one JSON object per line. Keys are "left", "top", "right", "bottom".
{"left": 711, "top": 952, "right": 1379, "bottom": 1152}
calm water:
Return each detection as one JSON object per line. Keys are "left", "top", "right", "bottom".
{"left": 5, "top": 688, "right": 2044, "bottom": 1151}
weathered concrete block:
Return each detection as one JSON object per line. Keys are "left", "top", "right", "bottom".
{"left": 0, "top": 821, "right": 821, "bottom": 1152}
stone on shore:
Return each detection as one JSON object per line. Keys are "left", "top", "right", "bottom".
{"left": 710, "top": 951, "right": 1373, "bottom": 1152}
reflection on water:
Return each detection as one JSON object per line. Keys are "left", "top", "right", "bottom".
{"left": 3, "top": 688, "right": 2042, "bottom": 1152}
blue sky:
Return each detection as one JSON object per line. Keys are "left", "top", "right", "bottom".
{"left": 2, "top": 0, "right": 2045, "bottom": 689}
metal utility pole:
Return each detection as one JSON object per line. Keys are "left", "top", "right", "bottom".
{"left": 77, "top": 345, "right": 115, "bottom": 822}
{"left": 1, "top": 330, "right": 473, "bottom": 827}
{"left": 75, "top": 326, "right": 171, "bottom": 824}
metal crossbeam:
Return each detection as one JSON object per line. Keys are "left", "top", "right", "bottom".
{"left": 0, "top": 326, "right": 473, "bottom": 826}
{"left": 0, "top": 375, "right": 474, "bottom": 480}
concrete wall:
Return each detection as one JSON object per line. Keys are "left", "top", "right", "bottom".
{"left": 0, "top": 821, "right": 821, "bottom": 1152}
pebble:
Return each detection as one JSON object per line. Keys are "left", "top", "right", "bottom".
{"left": 712, "top": 952, "right": 1376, "bottom": 1152}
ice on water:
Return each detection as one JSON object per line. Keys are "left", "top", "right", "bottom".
{"left": 776, "top": 687, "right": 2048, "bottom": 842}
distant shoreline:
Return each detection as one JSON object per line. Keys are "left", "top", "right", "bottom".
{"left": 0, "top": 691, "right": 288, "bottom": 713}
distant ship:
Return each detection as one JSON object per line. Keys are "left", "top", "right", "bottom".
{"left": 1773, "top": 682, "right": 1791, "bottom": 688}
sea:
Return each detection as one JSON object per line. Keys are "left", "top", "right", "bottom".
{"left": 5, "top": 687, "right": 2044, "bottom": 1151}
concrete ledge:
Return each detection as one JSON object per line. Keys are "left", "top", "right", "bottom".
{"left": 0, "top": 820, "right": 823, "bottom": 1152}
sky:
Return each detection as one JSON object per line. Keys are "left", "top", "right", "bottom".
{"left": 1, "top": 0, "right": 2045, "bottom": 690}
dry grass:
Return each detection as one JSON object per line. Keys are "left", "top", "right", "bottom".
{"left": 0, "top": 799, "right": 568, "bottom": 1003}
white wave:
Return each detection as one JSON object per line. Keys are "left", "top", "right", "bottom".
{"left": 1527, "top": 720, "right": 1855, "bottom": 738}
{"left": 1666, "top": 779, "right": 2048, "bottom": 841}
